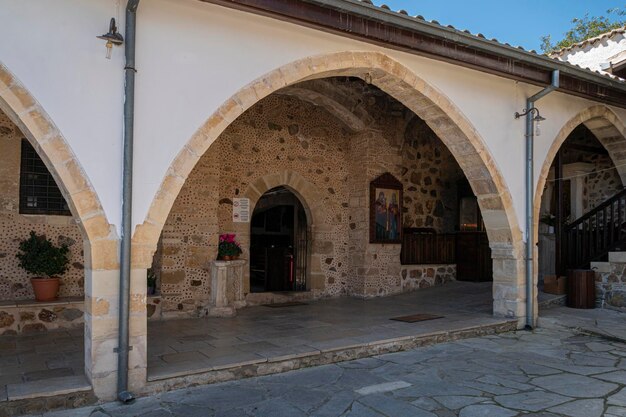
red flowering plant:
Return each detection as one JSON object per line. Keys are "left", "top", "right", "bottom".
{"left": 218, "top": 234, "right": 243, "bottom": 259}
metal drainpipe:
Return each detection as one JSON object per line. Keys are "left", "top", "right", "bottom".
{"left": 525, "top": 69, "right": 559, "bottom": 330}
{"left": 117, "top": 0, "right": 140, "bottom": 403}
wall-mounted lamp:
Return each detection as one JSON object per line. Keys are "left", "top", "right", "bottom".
{"left": 97, "top": 18, "right": 124, "bottom": 59}
{"left": 514, "top": 107, "right": 546, "bottom": 136}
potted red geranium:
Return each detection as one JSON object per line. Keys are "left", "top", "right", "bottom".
{"left": 218, "top": 234, "right": 242, "bottom": 261}
{"left": 16, "top": 231, "right": 70, "bottom": 301}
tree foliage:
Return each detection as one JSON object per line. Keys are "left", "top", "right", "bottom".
{"left": 541, "top": 7, "right": 626, "bottom": 54}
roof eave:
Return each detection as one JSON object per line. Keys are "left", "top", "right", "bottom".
{"left": 202, "top": 0, "right": 626, "bottom": 107}
{"left": 308, "top": 0, "right": 626, "bottom": 90}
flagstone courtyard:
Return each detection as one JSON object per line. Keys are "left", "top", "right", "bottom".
{"left": 17, "top": 313, "right": 626, "bottom": 417}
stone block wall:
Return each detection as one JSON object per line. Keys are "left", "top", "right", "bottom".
{"left": 584, "top": 154, "right": 622, "bottom": 213}
{"left": 146, "top": 295, "right": 163, "bottom": 321}
{"left": 401, "top": 265, "right": 456, "bottom": 291}
{"left": 0, "top": 111, "right": 85, "bottom": 301}
{"left": 153, "top": 78, "right": 469, "bottom": 315}
{"left": 596, "top": 262, "right": 626, "bottom": 311}
{"left": 0, "top": 298, "right": 84, "bottom": 334}
{"left": 401, "top": 117, "right": 463, "bottom": 232}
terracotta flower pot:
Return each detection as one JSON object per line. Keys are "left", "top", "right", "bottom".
{"left": 31, "top": 277, "right": 60, "bottom": 302}
{"left": 223, "top": 255, "right": 233, "bottom": 261}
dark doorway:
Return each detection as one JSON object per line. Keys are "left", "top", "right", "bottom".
{"left": 455, "top": 179, "right": 493, "bottom": 282}
{"left": 250, "top": 187, "right": 308, "bottom": 292}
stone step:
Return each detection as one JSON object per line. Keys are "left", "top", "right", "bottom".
{"left": 608, "top": 252, "right": 626, "bottom": 263}
{"left": 538, "top": 293, "right": 566, "bottom": 309}
{"left": 590, "top": 261, "right": 611, "bottom": 273}
{"left": 146, "top": 320, "right": 518, "bottom": 389}
{"left": 6, "top": 375, "right": 91, "bottom": 401}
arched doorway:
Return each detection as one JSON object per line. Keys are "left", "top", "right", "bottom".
{"left": 250, "top": 186, "right": 308, "bottom": 293}
{"left": 536, "top": 107, "right": 626, "bottom": 311}
{"left": 138, "top": 51, "right": 521, "bottom": 319}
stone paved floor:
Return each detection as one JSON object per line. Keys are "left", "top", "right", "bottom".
{"left": 540, "top": 305, "right": 626, "bottom": 341}
{"left": 25, "top": 324, "right": 626, "bottom": 417}
{"left": 0, "top": 281, "right": 501, "bottom": 399}
{"left": 0, "top": 328, "right": 83, "bottom": 400}
{"left": 147, "top": 282, "right": 502, "bottom": 380}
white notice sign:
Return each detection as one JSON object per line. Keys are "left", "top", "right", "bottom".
{"left": 232, "top": 198, "right": 250, "bottom": 223}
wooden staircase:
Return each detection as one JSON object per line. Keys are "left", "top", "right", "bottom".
{"left": 563, "top": 188, "right": 626, "bottom": 270}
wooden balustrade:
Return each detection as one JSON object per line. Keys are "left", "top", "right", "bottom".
{"left": 564, "top": 188, "right": 626, "bottom": 269}
{"left": 401, "top": 229, "right": 456, "bottom": 265}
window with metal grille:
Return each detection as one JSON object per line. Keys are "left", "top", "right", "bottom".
{"left": 19, "top": 140, "right": 71, "bottom": 216}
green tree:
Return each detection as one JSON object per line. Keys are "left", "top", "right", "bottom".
{"left": 541, "top": 7, "right": 626, "bottom": 54}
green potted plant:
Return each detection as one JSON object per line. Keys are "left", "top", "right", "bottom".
{"left": 16, "top": 231, "right": 70, "bottom": 301}
{"left": 218, "top": 233, "right": 243, "bottom": 261}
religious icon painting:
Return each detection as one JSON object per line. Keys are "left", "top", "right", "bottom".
{"left": 370, "top": 173, "right": 403, "bottom": 243}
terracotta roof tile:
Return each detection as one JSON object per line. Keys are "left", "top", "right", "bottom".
{"left": 549, "top": 26, "right": 626, "bottom": 57}
{"left": 355, "top": 0, "right": 625, "bottom": 82}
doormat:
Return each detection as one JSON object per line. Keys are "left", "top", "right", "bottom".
{"left": 263, "top": 301, "right": 309, "bottom": 308}
{"left": 390, "top": 313, "right": 444, "bottom": 323}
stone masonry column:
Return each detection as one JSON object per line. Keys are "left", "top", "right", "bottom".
{"left": 491, "top": 243, "right": 527, "bottom": 326}
{"left": 128, "top": 267, "right": 148, "bottom": 394}
{"left": 347, "top": 130, "right": 403, "bottom": 297}
{"left": 83, "top": 238, "right": 122, "bottom": 401}
{"left": 84, "top": 236, "right": 149, "bottom": 400}
{"left": 346, "top": 132, "right": 371, "bottom": 296}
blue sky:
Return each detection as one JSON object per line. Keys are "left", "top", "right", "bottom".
{"left": 375, "top": 1, "right": 624, "bottom": 51}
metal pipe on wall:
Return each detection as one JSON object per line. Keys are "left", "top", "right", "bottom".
{"left": 525, "top": 69, "right": 559, "bottom": 330}
{"left": 117, "top": 0, "right": 140, "bottom": 403}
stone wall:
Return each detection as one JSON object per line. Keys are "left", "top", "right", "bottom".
{"left": 0, "top": 111, "right": 84, "bottom": 301}
{"left": 401, "top": 265, "right": 456, "bottom": 291}
{"left": 584, "top": 154, "right": 622, "bottom": 213}
{"left": 154, "top": 78, "right": 469, "bottom": 315}
{"left": 596, "top": 259, "right": 626, "bottom": 311}
{"left": 0, "top": 298, "right": 84, "bottom": 334}
{"left": 401, "top": 117, "right": 463, "bottom": 232}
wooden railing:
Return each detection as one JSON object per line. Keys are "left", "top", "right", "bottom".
{"left": 564, "top": 188, "right": 626, "bottom": 269}
{"left": 401, "top": 229, "right": 456, "bottom": 265}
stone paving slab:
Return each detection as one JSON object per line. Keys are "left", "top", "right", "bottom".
{"left": 146, "top": 282, "right": 512, "bottom": 384}
{"left": 14, "top": 326, "right": 626, "bottom": 417}
{"left": 6, "top": 375, "right": 90, "bottom": 401}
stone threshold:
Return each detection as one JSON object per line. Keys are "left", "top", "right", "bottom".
{"left": 3, "top": 375, "right": 91, "bottom": 402}
{"left": 0, "top": 297, "right": 83, "bottom": 308}
{"left": 0, "top": 376, "right": 96, "bottom": 417}
{"left": 144, "top": 319, "right": 517, "bottom": 392}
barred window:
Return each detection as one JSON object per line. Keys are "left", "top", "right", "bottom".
{"left": 19, "top": 140, "right": 71, "bottom": 216}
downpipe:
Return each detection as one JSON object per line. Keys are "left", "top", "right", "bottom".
{"left": 524, "top": 70, "right": 559, "bottom": 330}
{"left": 117, "top": 0, "right": 140, "bottom": 404}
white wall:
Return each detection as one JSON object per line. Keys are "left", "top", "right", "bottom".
{"left": 2, "top": 0, "right": 625, "bottom": 241}
{"left": 0, "top": 0, "right": 124, "bottom": 230}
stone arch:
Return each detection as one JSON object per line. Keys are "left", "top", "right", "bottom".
{"left": 135, "top": 51, "right": 522, "bottom": 318}
{"left": 275, "top": 87, "right": 368, "bottom": 132}
{"left": 276, "top": 79, "right": 376, "bottom": 132}
{"left": 242, "top": 170, "right": 325, "bottom": 228}
{"left": 534, "top": 105, "right": 626, "bottom": 244}
{"left": 233, "top": 171, "right": 326, "bottom": 293}
{"left": 0, "top": 62, "right": 117, "bottom": 270}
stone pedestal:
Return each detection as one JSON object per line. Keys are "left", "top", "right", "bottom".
{"left": 208, "top": 260, "right": 246, "bottom": 317}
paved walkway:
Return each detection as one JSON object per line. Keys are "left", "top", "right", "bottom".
{"left": 0, "top": 328, "right": 83, "bottom": 401}
{"left": 25, "top": 324, "right": 626, "bottom": 417}
{"left": 540, "top": 305, "right": 626, "bottom": 342}
{"left": 0, "top": 281, "right": 507, "bottom": 400}
{"left": 146, "top": 282, "right": 502, "bottom": 380}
